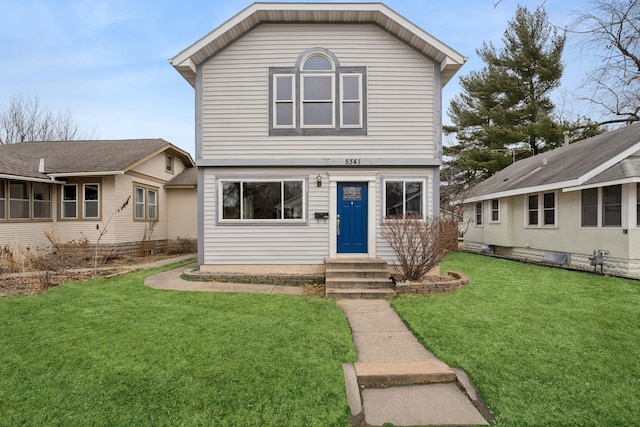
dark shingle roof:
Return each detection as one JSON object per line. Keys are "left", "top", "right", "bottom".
{"left": 0, "top": 139, "right": 194, "bottom": 177}
{"left": 165, "top": 167, "right": 197, "bottom": 187}
{"left": 468, "top": 123, "right": 640, "bottom": 200}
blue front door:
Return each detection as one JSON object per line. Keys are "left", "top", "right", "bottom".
{"left": 337, "top": 182, "right": 368, "bottom": 254}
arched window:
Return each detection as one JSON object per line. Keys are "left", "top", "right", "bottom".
{"left": 270, "top": 48, "right": 366, "bottom": 135}
{"left": 301, "top": 53, "right": 335, "bottom": 127}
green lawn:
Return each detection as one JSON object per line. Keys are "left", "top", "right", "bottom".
{"left": 0, "top": 262, "right": 356, "bottom": 427}
{"left": 392, "top": 252, "right": 640, "bottom": 426}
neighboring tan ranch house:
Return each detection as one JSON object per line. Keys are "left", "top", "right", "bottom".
{"left": 0, "top": 139, "right": 196, "bottom": 253}
{"left": 170, "top": 2, "right": 466, "bottom": 283}
{"left": 463, "top": 123, "right": 640, "bottom": 278}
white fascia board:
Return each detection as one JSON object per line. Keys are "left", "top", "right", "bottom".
{"left": 563, "top": 177, "right": 640, "bottom": 192}
{"left": 0, "top": 174, "right": 66, "bottom": 184}
{"left": 170, "top": 2, "right": 466, "bottom": 70}
{"left": 465, "top": 179, "right": 578, "bottom": 203}
{"left": 48, "top": 171, "right": 124, "bottom": 178}
{"left": 170, "top": 2, "right": 260, "bottom": 66}
{"left": 576, "top": 141, "right": 640, "bottom": 185}
{"left": 376, "top": 3, "right": 466, "bottom": 66}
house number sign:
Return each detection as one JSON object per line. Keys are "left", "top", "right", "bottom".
{"left": 344, "top": 158, "right": 361, "bottom": 165}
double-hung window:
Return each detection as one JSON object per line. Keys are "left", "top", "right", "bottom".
{"left": 221, "top": 180, "right": 304, "bottom": 222}
{"left": 301, "top": 56, "right": 334, "bottom": 128}
{"left": 490, "top": 199, "right": 499, "bottom": 222}
{"left": 273, "top": 74, "right": 295, "bottom": 128}
{"left": 637, "top": 184, "right": 640, "bottom": 227}
{"left": 61, "top": 183, "right": 100, "bottom": 219}
{"left": 581, "top": 188, "right": 598, "bottom": 227}
{"left": 0, "top": 179, "right": 5, "bottom": 220}
{"left": 62, "top": 184, "right": 78, "bottom": 219}
{"left": 384, "top": 180, "right": 425, "bottom": 219}
{"left": 602, "top": 185, "right": 622, "bottom": 227}
{"left": 32, "top": 183, "right": 51, "bottom": 219}
{"left": 526, "top": 192, "right": 556, "bottom": 227}
{"left": 270, "top": 49, "right": 366, "bottom": 135}
{"left": 83, "top": 184, "right": 100, "bottom": 219}
{"left": 475, "top": 202, "right": 483, "bottom": 226}
{"left": 148, "top": 189, "right": 157, "bottom": 220}
{"left": 134, "top": 185, "right": 159, "bottom": 221}
{"left": 9, "top": 181, "right": 30, "bottom": 219}
{"left": 340, "top": 74, "right": 362, "bottom": 127}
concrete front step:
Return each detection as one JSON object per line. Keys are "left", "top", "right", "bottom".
{"left": 325, "top": 257, "right": 388, "bottom": 271}
{"left": 325, "top": 277, "right": 392, "bottom": 289}
{"left": 325, "top": 269, "right": 390, "bottom": 280}
{"left": 326, "top": 288, "right": 397, "bottom": 299}
{"left": 354, "top": 360, "right": 456, "bottom": 387}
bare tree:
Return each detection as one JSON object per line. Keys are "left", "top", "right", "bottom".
{"left": 0, "top": 93, "right": 92, "bottom": 144}
{"left": 575, "top": 0, "right": 640, "bottom": 126}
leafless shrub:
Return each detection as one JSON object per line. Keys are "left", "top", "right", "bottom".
{"left": 0, "top": 244, "right": 59, "bottom": 292}
{"left": 95, "top": 196, "right": 130, "bottom": 275}
{"left": 381, "top": 216, "right": 459, "bottom": 281}
{"left": 137, "top": 220, "right": 158, "bottom": 257}
{"left": 44, "top": 230, "right": 91, "bottom": 267}
{"left": 165, "top": 237, "right": 197, "bottom": 255}
{"left": 22, "top": 248, "right": 58, "bottom": 292}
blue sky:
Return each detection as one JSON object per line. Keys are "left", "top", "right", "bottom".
{"left": 0, "top": 0, "right": 596, "bottom": 155}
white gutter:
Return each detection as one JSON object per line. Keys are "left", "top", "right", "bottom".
{"left": 0, "top": 173, "right": 66, "bottom": 184}
{"left": 465, "top": 179, "right": 578, "bottom": 203}
{"left": 48, "top": 171, "right": 124, "bottom": 178}
{"left": 562, "top": 177, "right": 640, "bottom": 192}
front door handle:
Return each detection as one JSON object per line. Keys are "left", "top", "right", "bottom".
{"left": 336, "top": 214, "right": 340, "bottom": 236}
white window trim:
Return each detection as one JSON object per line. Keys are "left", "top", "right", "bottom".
{"left": 300, "top": 73, "right": 335, "bottom": 129}
{"left": 218, "top": 179, "right": 306, "bottom": 223}
{"left": 62, "top": 184, "right": 78, "bottom": 219}
{"left": 382, "top": 178, "right": 427, "bottom": 221}
{"left": 340, "top": 73, "right": 363, "bottom": 128}
{"left": 524, "top": 191, "right": 558, "bottom": 228}
{"left": 490, "top": 199, "right": 500, "bottom": 223}
{"left": 82, "top": 183, "right": 100, "bottom": 219}
{"left": 273, "top": 74, "right": 295, "bottom": 129}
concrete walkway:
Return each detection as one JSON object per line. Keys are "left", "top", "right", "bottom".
{"left": 143, "top": 258, "right": 490, "bottom": 426}
{"left": 143, "top": 259, "right": 303, "bottom": 295}
{"left": 338, "top": 299, "right": 489, "bottom": 426}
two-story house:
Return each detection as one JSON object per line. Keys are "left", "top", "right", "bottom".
{"left": 171, "top": 2, "right": 465, "bottom": 279}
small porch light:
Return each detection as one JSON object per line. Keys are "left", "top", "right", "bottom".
{"left": 316, "top": 175, "right": 322, "bottom": 187}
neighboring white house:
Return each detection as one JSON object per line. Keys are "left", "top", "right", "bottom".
{"left": 463, "top": 123, "right": 640, "bottom": 278}
{"left": 170, "top": 2, "right": 466, "bottom": 274}
{"left": 0, "top": 139, "right": 196, "bottom": 252}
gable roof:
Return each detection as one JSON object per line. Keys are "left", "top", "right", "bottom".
{"left": 170, "top": 2, "right": 466, "bottom": 87}
{"left": 0, "top": 139, "right": 195, "bottom": 181}
{"left": 467, "top": 123, "right": 640, "bottom": 202}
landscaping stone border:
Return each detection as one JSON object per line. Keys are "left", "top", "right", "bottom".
{"left": 182, "top": 269, "right": 325, "bottom": 287}
{"left": 395, "top": 271, "right": 470, "bottom": 295}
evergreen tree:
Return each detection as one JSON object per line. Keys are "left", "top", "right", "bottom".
{"left": 444, "top": 5, "right": 566, "bottom": 184}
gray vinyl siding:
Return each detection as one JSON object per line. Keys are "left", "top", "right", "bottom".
{"left": 200, "top": 24, "right": 437, "bottom": 161}
{"left": 202, "top": 168, "right": 330, "bottom": 265}
{"left": 374, "top": 167, "right": 437, "bottom": 263}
